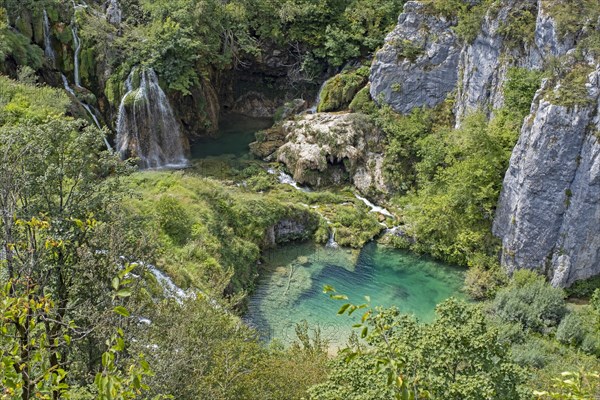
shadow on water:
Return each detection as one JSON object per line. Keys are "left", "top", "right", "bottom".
{"left": 190, "top": 113, "right": 273, "bottom": 159}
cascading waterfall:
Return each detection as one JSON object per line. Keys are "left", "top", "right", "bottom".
{"left": 71, "top": 26, "right": 82, "bottom": 88}
{"left": 355, "top": 194, "right": 394, "bottom": 218}
{"left": 42, "top": 10, "right": 55, "bottom": 65}
{"left": 326, "top": 227, "right": 339, "bottom": 248}
{"left": 309, "top": 79, "right": 328, "bottom": 113}
{"left": 116, "top": 68, "right": 188, "bottom": 169}
{"left": 61, "top": 75, "right": 112, "bottom": 151}
{"left": 105, "top": 0, "right": 122, "bottom": 25}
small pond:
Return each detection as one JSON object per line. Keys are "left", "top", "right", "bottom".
{"left": 245, "top": 242, "right": 465, "bottom": 347}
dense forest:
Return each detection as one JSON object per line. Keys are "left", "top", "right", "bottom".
{"left": 1, "top": 0, "right": 599, "bottom": 399}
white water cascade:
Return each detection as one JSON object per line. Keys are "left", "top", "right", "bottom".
{"left": 61, "top": 75, "right": 112, "bottom": 151}
{"left": 42, "top": 10, "right": 55, "bottom": 65}
{"left": 267, "top": 168, "right": 311, "bottom": 192}
{"left": 308, "top": 79, "right": 328, "bottom": 114}
{"left": 326, "top": 227, "right": 339, "bottom": 248}
{"left": 105, "top": 0, "right": 122, "bottom": 25}
{"left": 71, "top": 26, "right": 82, "bottom": 88}
{"left": 116, "top": 68, "right": 188, "bottom": 169}
{"left": 355, "top": 194, "right": 394, "bottom": 218}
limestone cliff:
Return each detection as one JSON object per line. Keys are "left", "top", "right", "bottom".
{"left": 370, "top": 0, "right": 600, "bottom": 286}
{"left": 494, "top": 67, "right": 600, "bottom": 287}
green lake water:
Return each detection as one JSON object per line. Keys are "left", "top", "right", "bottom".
{"left": 246, "top": 242, "right": 465, "bottom": 347}
{"left": 190, "top": 114, "right": 273, "bottom": 159}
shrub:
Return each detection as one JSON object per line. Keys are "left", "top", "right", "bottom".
{"left": 556, "top": 312, "right": 586, "bottom": 346}
{"left": 492, "top": 270, "right": 566, "bottom": 333}
{"left": 156, "top": 195, "right": 192, "bottom": 244}
{"left": 464, "top": 265, "right": 508, "bottom": 300}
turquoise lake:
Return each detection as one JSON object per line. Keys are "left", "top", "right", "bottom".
{"left": 246, "top": 242, "right": 465, "bottom": 347}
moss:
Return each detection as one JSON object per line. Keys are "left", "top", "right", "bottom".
{"left": 349, "top": 85, "right": 377, "bottom": 114}
{"left": 80, "top": 47, "right": 95, "bottom": 83}
{"left": 544, "top": 0, "right": 600, "bottom": 37}
{"left": 317, "top": 68, "right": 369, "bottom": 113}
{"left": 548, "top": 64, "right": 595, "bottom": 108}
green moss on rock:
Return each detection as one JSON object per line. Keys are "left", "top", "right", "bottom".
{"left": 317, "top": 67, "right": 369, "bottom": 113}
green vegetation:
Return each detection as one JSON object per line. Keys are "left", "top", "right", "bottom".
{"left": 313, "top": 295, "right": 529, "bottom": 399}
{"left": 317, "top": 66, "right": 369, "bottom": 112}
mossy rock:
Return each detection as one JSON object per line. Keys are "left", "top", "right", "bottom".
{"left": 317, "top": 67, "right": 369, "bottom": 113}
{"left": 349, "top": 84, "right": 377, "bottom": 114}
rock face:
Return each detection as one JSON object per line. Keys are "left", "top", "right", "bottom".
{"left": 370, "top": 1, "right": 461, "bottom": 114}
{"left": 494, "top": 67, "right": 600, "bottom": 287}
{"left": 371, "top": 0, "right": 577, "bottom": 120}
{"left": 272, "top": 113, "right": 387, "bottom": 195}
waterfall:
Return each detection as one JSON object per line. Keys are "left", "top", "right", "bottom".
{"left": 42, "top": 10, "right": 55, "bottom": 65}
{"left": 309, "top": 79, "right": 328, "bottom": 113}
{"left": 71, "top": 26, "right": 82, "bottom": 88}
{"left": 267, "top": 168, "right": 311, "bottom": 192}
{"left": 105, "top": 0, "right": 122, "bottom": 26}
{"left": 147, "top": 265, "right": 188, "bottom": 300}
{"left": 326, "top": 227, "right": 339, "bottom": 248}
{"left": 61, "top": 75, "right": 112, "bottom": 151}
{"left": 355, "top": 194, "right": 394, "bottom": 218}
{"left": 116, "top": 68, "right": 188, "bottom": 169}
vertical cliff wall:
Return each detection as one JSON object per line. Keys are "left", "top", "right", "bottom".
{"left": 370, "top": 0, "right": 600, "bottom": 286}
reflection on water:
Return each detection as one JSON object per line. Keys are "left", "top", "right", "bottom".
{"left": 190, "top": 114, "right": 273, "bottom": 159}
{"left": 245, "top": 242, "right": 465, "bottom": 347}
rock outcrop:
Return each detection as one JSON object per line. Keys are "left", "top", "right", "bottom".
{"left": 370, "top": 1, "right": 461, "bottom": 114}
{"left": 370, "top": 0, "right": 577, "bottom": 121}
{"left": 253, "top": 113, "right": 387, "bottom": 195}
{"left": 494, "top": 66, "right": 600, "bottom": 287}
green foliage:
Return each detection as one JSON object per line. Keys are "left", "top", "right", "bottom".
{"left": 566, "top": 275, "right": 600, "bottom": 298}
{"left": 492, "top": 270, "right": 567, "bottom": 333}
{"left": 0, "top": 75, "right": 69, "bottom": 124}
{"left": 400, "top": 111, "right": 519, "bottom": 267}
{"left": 464, "top": 265, "right": 508, "bottom": 300}
{"left": 156, "top": 195, "right": 192, "bottom": 244}
{"left": 503, "top": 67, "right": 543, "bottom": 118}
{"left": 2, "top": 29, "right": 44, "bottom": 70}
{"left": 548, "top": 64, "right": 595, "bottom": 107}
{"left": 313, "top": 295, "right": 528, "bottom": 399}
{"left": 317, "top": 67, "right": 369, "bottom": 112}
{"left": 544, "top": 0, "right": 600, "bottom": 37}
{"left": 424, "top": 0, "right": 492, "bottom": 43}
{"left": 556, "top": 312, "right": 586, "bottom": 346}
{"left": 497, "top": 2, "right": 537, "bottom": 49}
{"left": 534, "top": 370, "right": 600, "bottom": 400}
{"left": 132, "top": 296, "right": 327, "bottom": 399}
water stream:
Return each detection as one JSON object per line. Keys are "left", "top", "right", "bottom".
{"left": 246, "top": 242, "right": 465, "bottom": 346}
{"left": 61, "top": 75, "right": 112, "bottom": 151}
{"left": 43, "top": 9, "right": 55, "bottom": 65}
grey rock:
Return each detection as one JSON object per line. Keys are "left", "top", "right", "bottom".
{"left": 494, "top": 66, "right": 600, "bottom": 287}
{"left": 275, "top": 113, "right": 388, "bottom": 195}
{"left": 369, "top": 1, "right": 461, "bottom": 114}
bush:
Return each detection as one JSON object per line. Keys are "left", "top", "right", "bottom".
{"left": 156, "top": 195, "right": 192, "bottom": 244}
{"left": 492, "top": 270, "right": 566, "bottom": 333}
{"left": 556, "top": 312, "right": 586, "bottom": 346}
{"left": 464, "top": 265, "right": 508, "bottom": 300}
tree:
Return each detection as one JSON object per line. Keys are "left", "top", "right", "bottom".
{"left": 311, "top": 294, "right": 528, "bottom": 399}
